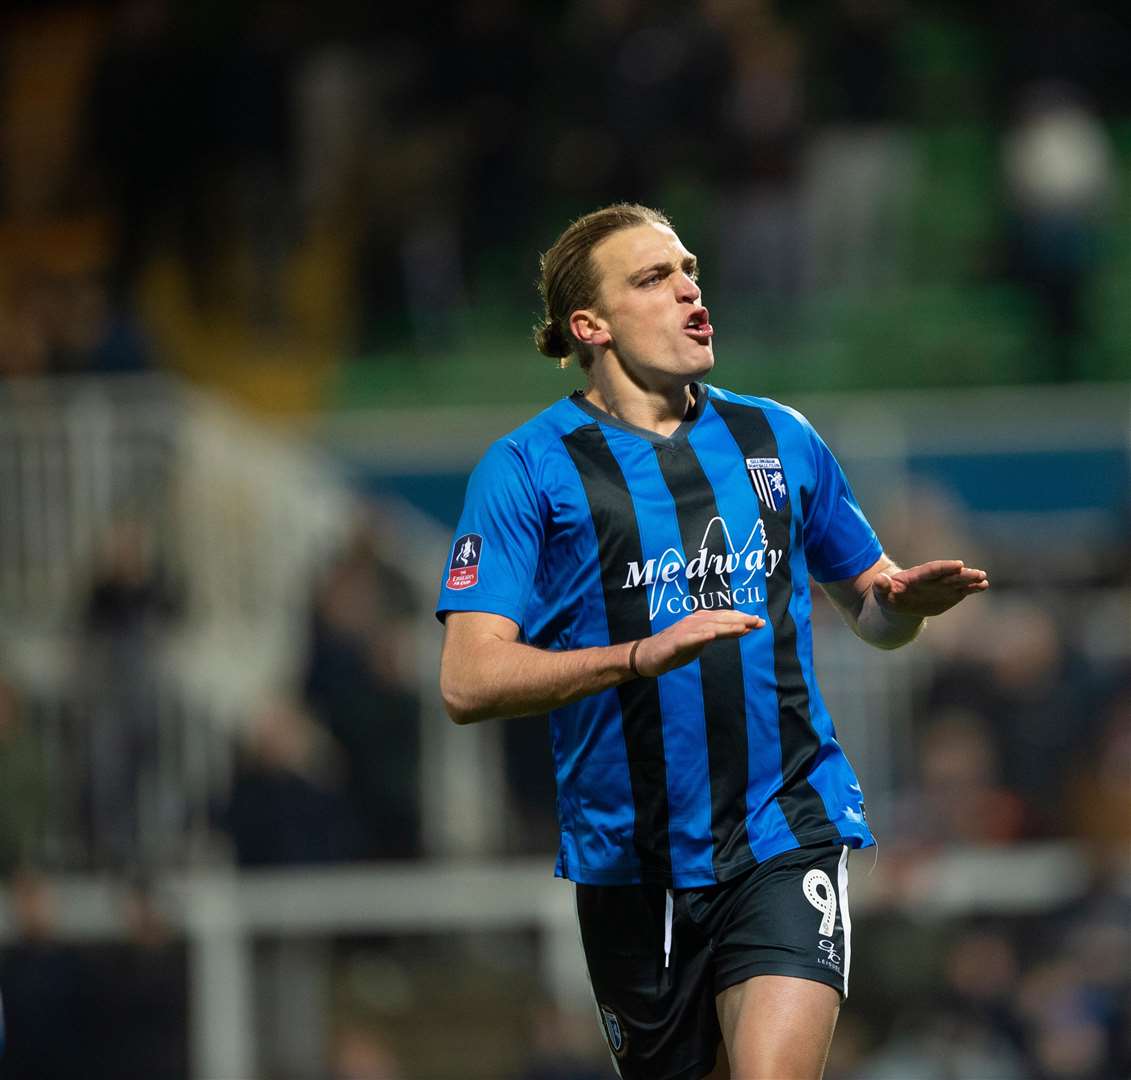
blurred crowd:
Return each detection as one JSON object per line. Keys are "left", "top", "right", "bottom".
{"left": 0, "top": 508, "right": 427, "bottom": 1076}
{"left": 0, "top": 873, "right": 187, "bottom": 1079}
{"left": 821, "top": 488, "right": 1131, "bottom": 1080}
{"left": 868, "top": 483, "right": 1130, "bottom": 856}
{"left": 0, "top": 0, "right": 1129, "bottom": 394}
{"left": 0, "top": 510, "right": 422, "bottom": 877}
{"left": 829, "top": 885, "right": 1131, "bottom": 1079}
{"left": 0, "top": 0, "right": 1128, "bottom": 1076}
{"left": 0, "top": 489, "right": 1125, "bottom": 1077}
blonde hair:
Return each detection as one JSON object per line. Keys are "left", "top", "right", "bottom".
{"left": 534, "top": 203, "right": 671, "bottom": 370}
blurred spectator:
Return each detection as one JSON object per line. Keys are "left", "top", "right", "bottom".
{"left": 84, "top": 0, "right": 212, "bottom": 307}
{"left": 540, "top": 0, "right": 636, "bottom": 205}
{"left": 28, "top": 270, "right": 151, "bottom": 376}
{"left": 354, "top": 129, "right": 467, "bottom": 356}
{"left": 1018, "top": 958, "right": 1114, "bottom": 1078}
{"left": 293, "top": 45, "right": 370, "bottom": 223}
{"left": 303, "top": 515, "right": 421, "bottom": 859}
{"left": 709, "top": 0, "right": 806, "bottom": 315}
{"left": 0, "top": 288, "right": 50, "bottom": 379}
{"left": 517, "top": 1003, "right": 608, "bottom": 1080}
{"left": 0, "top": 7, "right": 102, "bottom": 217}
{"left": 852, "top": 1009, "right": 1028, "bottom": 1079}
{"left": 889, "top": 707, "right": 1029, "bottom": 848}
{"left": 0, "top": 872, "right": 90, "bottom": 1079}
{"left": 824, "top": 1012, "right": 871, "bottom": 1079}
{"left": 329, "top": 1021, "right": 405, "bottom": 1080}
{"left": 207, "top": 2, "right": 300, "bottom": 330}
{"left": 1002, "top": 81, "right": 1115, "bottom": 379}
{"left": 925, "top": 595, "right": 1102, "bottom": 829}
{"left": 0, "top": 270, "right": 150, "bottom": 380}
{"left": 420, "top": 0, "right": 538, "bottom": 289}
{"left": 0, "top": 676, "right": 49, "bottom": 873}
{"left": 355, "top": 25, "right": 472, "bottom": 357}
{"left": 86, "top": 879, "right": 187, "bottom": 1080}
{"left": 80, "top": 515, "right": 180, "bottom": 868}
{"left": 941, "top": 925, "right": 1026, "bottom": 1052}
{"left": 993, "top": 2, "right": 1131, "bottom": 118}
{"left": 801, "top": 0, "right": 918, "bottom": 293}
{"left": 547, "top": 0, "right": 723, "bottom": 205}
{"left": 1064, "top": 677, "right": 1131, "bottom": 857}
{"left": 1062, "top": 878, "right": 1131, "bottom": 1077}
{"left": 502, "top": 717, "right": 559, "bottom": 855}
{"left": 82, "top": 517, "right": 181, "bottom": 870}
{"left": 813, "top": 0, "right": 903, "bottom": 124}
{"left": 844, "top": 875, "right": 1131, "bottom": 1079}
{"left": 358, "top": 0, "right": 544, "bottom": 352}
{"left": 219, "top": 697, "right": 365, "bottom": 867}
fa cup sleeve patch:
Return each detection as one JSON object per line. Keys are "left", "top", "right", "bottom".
{"left": 447, "top": 533, "right": 483, "bottom": 590}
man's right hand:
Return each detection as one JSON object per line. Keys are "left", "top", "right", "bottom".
{"left": 633, "top": 609, "right": 765, "bottom": 678}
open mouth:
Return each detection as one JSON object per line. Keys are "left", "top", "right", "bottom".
{"left": 683, "top": 307, "right": 713, "bottom": 342}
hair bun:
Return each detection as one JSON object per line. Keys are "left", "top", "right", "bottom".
{"left": 535, "top": 319, "right": 572, "bottom": 359}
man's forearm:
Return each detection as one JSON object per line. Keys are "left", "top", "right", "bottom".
{"left": 851, "top": 589, "right": 925, "bottom": 650}
{"left": 441, "top": 636, "right": 637, "bottom": 724}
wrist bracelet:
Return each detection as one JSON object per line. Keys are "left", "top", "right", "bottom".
{"left": 628, "top": 639, "right": 643, "bottom": 678}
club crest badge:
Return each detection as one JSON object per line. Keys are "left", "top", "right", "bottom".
{"left": 447, "top": 533, "right": 482, "bottom": 590}
{"left": 599, "top": 1004, "right": 628, "bottom": 1058}
{"left": 745, "top": 457, "right": 787, "bottom": 512}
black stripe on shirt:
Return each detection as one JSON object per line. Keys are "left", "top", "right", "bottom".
{"left": 562, "top": 424, "right": 673, "bottom": 882}
{"left": 654, "top": 441, "right": 753, "bottom": 879}
{"left": 710, "top": 399, "right": 839, "bottom": 845}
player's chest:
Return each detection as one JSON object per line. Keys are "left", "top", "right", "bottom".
{"left": 549, "top": 438, "right": 798, "bottom": 577}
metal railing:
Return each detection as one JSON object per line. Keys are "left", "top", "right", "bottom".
{"left": 0, "top": 375, "right": 357, "bottom": 869}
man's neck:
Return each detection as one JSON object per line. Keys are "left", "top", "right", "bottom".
{"left": 584, "top": 365, "right": 695, "bottom": 438}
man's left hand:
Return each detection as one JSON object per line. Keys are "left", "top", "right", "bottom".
{"left": 872, "top": 559, "right": 989, "bottom": 618}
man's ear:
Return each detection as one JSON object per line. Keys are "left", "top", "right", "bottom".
{"left": 570, "top": 309, "right": 611, "bottom": 348}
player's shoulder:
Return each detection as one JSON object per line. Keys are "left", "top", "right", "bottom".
{"left": 495, "top": 394, "right": 593, "bottom": 451}
{"left": 704, "top": 384, "right": 814, "bottom": 433}
{"left": 477, "top": 395, "right": 593, "bottom": 474}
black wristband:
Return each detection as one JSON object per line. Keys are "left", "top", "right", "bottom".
{"left": 628, "top": 639, "right": 643, "bottom": 678}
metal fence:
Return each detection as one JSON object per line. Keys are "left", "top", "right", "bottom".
{"left": 0, "top": 375, "right": 356, "bottom": 870}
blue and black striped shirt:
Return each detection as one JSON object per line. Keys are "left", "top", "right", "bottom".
{"left": 437, "top": 383, "right": 880, "bottom": 887}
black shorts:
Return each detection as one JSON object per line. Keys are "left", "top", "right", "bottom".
{"left": 576, "top": 844, "right": 853, "bottom": 1080}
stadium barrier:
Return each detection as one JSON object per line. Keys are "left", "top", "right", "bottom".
{"left": 0, "top": 846, "right": 1104, "bottom": 1078}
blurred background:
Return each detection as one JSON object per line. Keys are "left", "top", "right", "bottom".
{"left": 0, "top": 0, "right": 1127, "bottom": 1077}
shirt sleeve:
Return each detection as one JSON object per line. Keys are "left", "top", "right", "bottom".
{"left": 435, "top": 438, "right": 544, "bottom": 626}
{"left": 801, "top": 419, "right": 883, "bottom": 583}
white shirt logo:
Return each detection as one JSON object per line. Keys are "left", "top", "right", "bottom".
{"left": 621, "top": 516, "right": 783, "bottom": 619}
